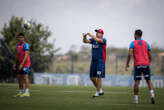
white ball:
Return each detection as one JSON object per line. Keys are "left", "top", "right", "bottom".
{"left": 24, "top": 20, "right": 32, "bottom": 29}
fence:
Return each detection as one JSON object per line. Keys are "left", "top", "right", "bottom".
{"left": 34, "top": 73, "right": 164, "bottom": 88}
{"left": 52, "top": 53, "right": 164, "bottom": 75}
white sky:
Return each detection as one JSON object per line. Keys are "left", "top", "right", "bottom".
{"left": 0, "top": 0, "right": 164, "bottom": 53}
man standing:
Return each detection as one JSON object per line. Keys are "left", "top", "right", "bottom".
{"left": 125, "top": 29, "right": 155, "bottom": 104}
{"left": 83, "top": 29, "right": 106, "bottom": 98}
{"left": 13, "top": 33, "right": 31, "bottom": 97}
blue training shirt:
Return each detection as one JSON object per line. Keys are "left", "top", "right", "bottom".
{"left": 90, "top": 38, "right": 107, "bottom": 62}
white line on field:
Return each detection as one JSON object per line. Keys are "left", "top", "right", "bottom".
{"left": 109, "top": 104, "right": 153, "bottom": 107}
{"left": 26, "top": 90, "right": 129, "bottom": 94}
{"left": 63, "top": 91, "right": 129, "bottom": 94}
{"left": 109, "top": 104, "right": 130, "bottom": 106}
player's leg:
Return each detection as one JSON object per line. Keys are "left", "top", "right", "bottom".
{"left": 98, "top": 63, "right": 105, "bottom": 95}
{"left": 24, "top": 74, "right": 30, "bottom": 92}
{"left": 144, "top": 66, "right": 155, "bottom": 104}
{"left": 90, "top": 61, "right": 98, "bottom": 88}
{"left": 93, "top": 77, "right": 103, "bottom": 98}
{"left": 21, "top": 67, "right": 30, "bottom": 97}
{"left": 134, "top": 80, "right": 140, "bottom": 104}
{"left": 146, "top": 80, "right": 155, "bottom": 97}
{"left": 90, "top": 61, "right": 99, "bottom": 97}
{"left": 133, "top": 66, "right": 141, "bottom": 104}
{"left": 17, "top": 74, "right": 24, "bottom": 96}
{"left": 18, "top": 74, "right": 23, "bottom": 90}
{"left": 90, "top": 77, "right": 97, "bottom": 88}
{"left": 96, "top": 77, "right": 102, "bottom": 93}
{"left": 92, "top": 77, "right": 102, "bottom": 98}
{"left": 93, "top": 61, "right": 105, "bottom": 97}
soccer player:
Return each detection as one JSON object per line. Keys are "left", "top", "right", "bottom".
{"left": 83, "top": 29, "right": 106, "bottom": 98}
{"left": 13, "top": 33, "right": 31, "bottom": 97}
{"left": 125, "top": 29, "right": 155, "bottom": 104}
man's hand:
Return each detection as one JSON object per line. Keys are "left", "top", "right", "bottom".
{"left": 83, "top": 33, "right": 91, "bottom": 43}
{"left": 13, "top": 63, "right": 16, "bottom": 70}
{"left": 82, "top": 33, "right": 88, "bottom": 38}
{"left": 125, "top": 64, "right": 129, "bottom": 71}
{"left": 19, "top": 63, "right": 24, "bottom": 70}
{"left": 87, "top": 33, "right": 91, "bottom": 37}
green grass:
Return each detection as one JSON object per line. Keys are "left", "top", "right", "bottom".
{"left": 0, "top": 84, "right": 164, "bottom": 110}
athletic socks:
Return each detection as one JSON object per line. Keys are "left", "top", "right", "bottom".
{"left": 19, "top": 89, "right": 30, "bottom": 94}
{"left": 133, "top": 90, "right": 155, "bottom": 104}
{"left": 19, "top": 89, "right": 24, "bottom": 94}
{"left": 25, "top": 89, "right": 29, "bottom": 94}
{"left": 100, "top": 88, "right": 103, "bottom": 93}
{"left": 134, "top": 95, "right": 138, "bottom": 104}
{"left": 150, "top": 90, "right": 155, "bottom": 98}
{"left": 94, "top": 91, "right": 99, "bottom": 97}
{"left": 93, "top": 88, "right": 103, "bottom": 97}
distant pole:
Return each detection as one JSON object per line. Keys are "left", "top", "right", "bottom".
{"left": 162, "top": 56, "right": 164, "bottom": 75}
{"left": 115, "top": 55, "right": 118, "bottom": 74}
{"left": 71, "top": 55, "right": 74, "bottom": 73}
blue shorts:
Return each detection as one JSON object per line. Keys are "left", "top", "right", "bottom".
{"left": 18, "top": 67, "right": 30, "bottom": 75}
{"left": 90, "top": 60, "right": 105, "bottom": 78}
{"left": 134, "top": 65, "right": 151, "bottom": 80}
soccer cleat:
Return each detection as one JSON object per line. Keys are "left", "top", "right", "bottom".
{"left": 92, "top": 95, "right": 99, "bottom": 98}
{"left": 151, "top": 98, "right": 155, "bottom": 104}
{"left": 99, "top": 92, "right": 104, "bottom": 96}
{"left": 15, "top": 93, "right": 23, "bottom": 97}
{"left": 93, "top": 92, "right": 99, "bottom": 98}
{"left": 20, "top": 93, "right": 30, "bottom": 97}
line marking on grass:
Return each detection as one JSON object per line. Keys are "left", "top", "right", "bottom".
{"left": 63, "top": 90, "right": 129, "bottom": 94}
{"left": 109, "top": 103, "right": 155, "bottom": 107}
{"left": 109, "top": 104, "right": 130, "bottom": 106}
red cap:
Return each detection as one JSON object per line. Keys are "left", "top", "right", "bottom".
{"left": 95, "top": 29, "right": 104, "bottom": 35}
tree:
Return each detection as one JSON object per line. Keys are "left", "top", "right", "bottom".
{"left": 0, "top": 16, "right": 59, "bottom": 82}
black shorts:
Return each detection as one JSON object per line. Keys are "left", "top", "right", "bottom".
{"left": 134, "top": 65, "right": 151, "bottom": 80}
{"left": 90, "top": 60, "right": 105, "bottom": 78}
{"left": 18, "top": 67, "right": 30, "bottom": 75}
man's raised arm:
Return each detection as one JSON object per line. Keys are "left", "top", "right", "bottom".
{"left": 87, "top": 33, "right": 103, "bottom": 43}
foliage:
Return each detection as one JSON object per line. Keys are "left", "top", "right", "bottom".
{"left": 0, "top": 16, "right": 58, "bottom": 81}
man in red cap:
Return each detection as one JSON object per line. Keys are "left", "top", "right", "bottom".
{"left": 83, "top": 29, "right": 107, "bottom": 98}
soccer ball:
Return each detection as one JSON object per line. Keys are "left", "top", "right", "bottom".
{"left": 24, "top": 20, "right": 32, "bottom": 29}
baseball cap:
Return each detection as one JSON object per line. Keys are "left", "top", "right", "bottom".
{"left": 95, "top": 29, "right": 104, "bottom": 35}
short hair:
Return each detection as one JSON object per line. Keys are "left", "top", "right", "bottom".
{"left": 135, "top": 29, "right": 142, "bottom": 37}
{"left": 18, "top": 32, "right": 24, "bottom": 37}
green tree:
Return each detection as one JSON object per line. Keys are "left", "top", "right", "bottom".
{"left": 0, "top": 16, "right": 59, "bottom": 82}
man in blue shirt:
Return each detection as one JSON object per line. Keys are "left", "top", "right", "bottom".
{"left": 83, "top": 29, "right": 107, "bottom": 98}
{"left": 125, "top": 29, "right": 155, "bottom": 104}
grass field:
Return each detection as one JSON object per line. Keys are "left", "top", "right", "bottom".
{"left": 0, "top": 84, "right": 164, "bottom": 110}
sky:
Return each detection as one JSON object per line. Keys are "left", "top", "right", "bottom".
{"left": 0, "top": 0, "right": 164, "bottom": 53}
